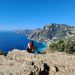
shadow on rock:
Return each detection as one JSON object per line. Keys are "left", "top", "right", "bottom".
{"left": 39, "top": 63, "right": 50, "bottom": 75}
{"left": 29, "top": 63, "right": 50, "bottom": 75}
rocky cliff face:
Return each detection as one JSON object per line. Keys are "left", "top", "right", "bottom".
{"left": 0, "top": 49, "right": 75, "bottom": 75}
{"left": 18, "top": 23, "right": 75, "bottom": 42}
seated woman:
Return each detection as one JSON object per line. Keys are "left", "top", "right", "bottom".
{"left": 27, "top": 41, "right": 36, "bottom": 53}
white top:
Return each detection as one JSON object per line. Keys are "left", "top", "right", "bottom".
{"left": 28, "top": 43, "right": 31, "bottom": 49}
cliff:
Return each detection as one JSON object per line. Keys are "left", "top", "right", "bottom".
{"left": 0, "top": 49, "right": 75, "bottom": 75}
{"left": 18, "top": 23, "right": 75, "bottom": 42}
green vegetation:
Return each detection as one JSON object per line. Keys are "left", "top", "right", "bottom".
{"left": 0, "top": 50, "right": 3, "bottom": 55}
{"left": 49, "top": 37, "right": 75, "bottom": 54}
{"left": 0, "top": 50, "right": 7, "bottom": 56}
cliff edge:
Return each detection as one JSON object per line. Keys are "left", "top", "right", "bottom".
{"left": 0, "top": 49, "right": 75, "bottom": 75}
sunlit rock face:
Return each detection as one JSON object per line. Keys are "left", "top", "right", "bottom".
{"left": 18, "top": 23, "right": 75, "bottom": 42}
{"left": 0, "top": 49, "right": 75, "bottom": 75}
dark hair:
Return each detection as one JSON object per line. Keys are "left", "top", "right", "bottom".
{"left": 30, "top": 40, "right": 34, "bottom": 45}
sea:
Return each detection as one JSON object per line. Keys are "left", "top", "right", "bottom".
{"left": 0, "top": 31, "right": 47, "bottom": 54}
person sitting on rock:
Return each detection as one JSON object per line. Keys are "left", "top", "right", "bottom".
{"left": 27, "top": 41, "right": 36, "bottom": 53}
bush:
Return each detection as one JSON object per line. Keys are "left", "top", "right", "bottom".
{"left": 0, "top": 50, "right": 6, "bottom": 56}
{"left": 49, "top": 38, "right": 75, "bottom": 54}
{"left": 0, "top": 50, "right": 3, "bottom": 55}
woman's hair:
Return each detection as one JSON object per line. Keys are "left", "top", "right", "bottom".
{"left": 30, "top": 40, "right": 34, "bottom": 45}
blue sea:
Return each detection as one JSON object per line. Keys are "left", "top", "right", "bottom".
{"left": 0, "top": 31, "right": 47, "bottom": 54}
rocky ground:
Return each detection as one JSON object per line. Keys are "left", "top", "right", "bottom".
{"left": 0, "top": 49, "right": 75, "bottom": 75}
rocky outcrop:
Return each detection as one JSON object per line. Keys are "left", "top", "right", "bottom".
{"left": 0, "top": 49, "right": 75, "bottom": 75}
{"left": 18, "top": 23, "right": 75, "bottom": 42}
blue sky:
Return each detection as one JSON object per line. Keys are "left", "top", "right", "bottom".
{"left": 0, "top": 0, "right": 75, "bottom": 31}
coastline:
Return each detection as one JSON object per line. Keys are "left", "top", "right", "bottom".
{"left": 0, "top": 31, "right": 48, "bottom": 55}
{"left": 24, "top": 36, "right": 48, "bottom": 52}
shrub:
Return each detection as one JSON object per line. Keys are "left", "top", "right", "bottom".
{"left": 0, "top": 50, "right": 6, "bottom": 56}
{"left": 0, "top": 50, "right": 3, "bottom": 55}
{"left": 49, "top": 37, "right": 75, "bottom": 54}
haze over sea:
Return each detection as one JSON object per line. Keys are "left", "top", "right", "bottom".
{"left": 0, "top": 31, "right": 47, "bottom": 54}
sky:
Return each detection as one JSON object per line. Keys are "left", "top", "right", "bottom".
{"left": 0, "top": 0, "right": 75, "bottom": 31}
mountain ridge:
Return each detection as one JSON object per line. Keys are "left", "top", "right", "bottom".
{"left": 17, "top": 23, "right": 75, "bottom": 42}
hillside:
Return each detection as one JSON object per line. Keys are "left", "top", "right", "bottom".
{"left": 17, "top": 23, "right": 75, "bottom": 42}
{"left": 0, "top": 49, "right": 75, "bottom": 75}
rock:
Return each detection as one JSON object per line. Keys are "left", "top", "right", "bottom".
{"left": 0, "top": 49, "right": 75, "bottom": 75}
{"left": 0, "top": 55, "right": 7, "bottom": 65}
{"left": 18, "top": 23, "right": 75, "bottom": 42}
{"left": 50, "top": 65, "right": 58, "bottom": 72}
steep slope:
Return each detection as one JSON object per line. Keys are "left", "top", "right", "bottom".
{"left": 18, "top": 23, "right": 75, "bottom": 42}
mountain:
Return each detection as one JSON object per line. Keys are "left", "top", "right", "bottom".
{"left": 17, "top": 23, "right": 75, "bottom": 42}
